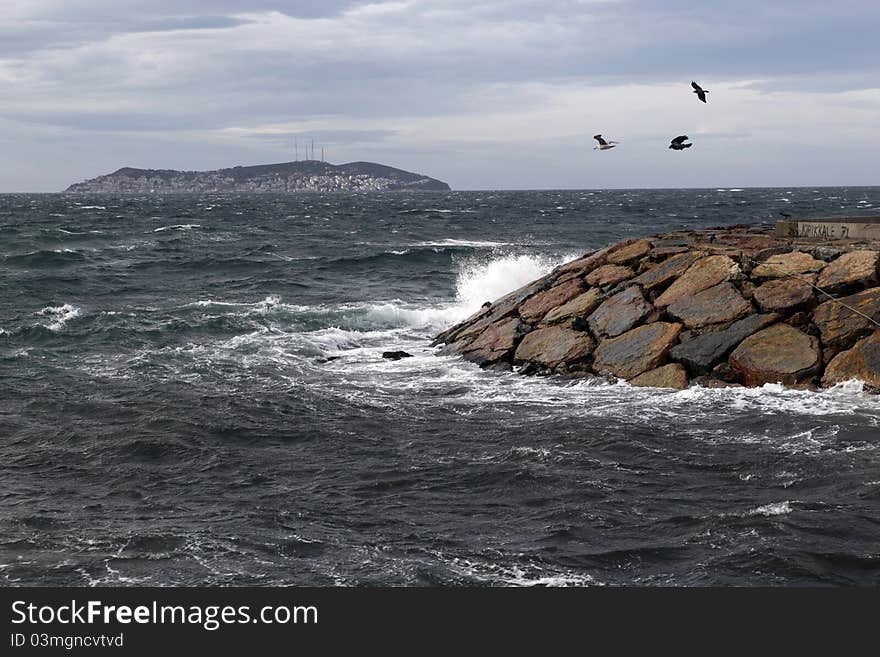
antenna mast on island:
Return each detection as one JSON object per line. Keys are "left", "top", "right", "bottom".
{"left": 311, "top": 138, "right": 315, "bottom": 161}
{"left": 321, "top": 147, "right": 324, "bottom": 162}
{"left": 294, "top": 137, "right": 298, "bottom": 162}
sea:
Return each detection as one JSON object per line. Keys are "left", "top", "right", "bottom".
{"left": 2, "top": 187, "right": 879, "bottom": 587}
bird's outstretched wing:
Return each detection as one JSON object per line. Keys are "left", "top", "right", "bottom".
{"left": 593, "top": 134, "right": 607, "bottom": 145}
{"left": 691, "top": 81, "right": 702, "bottom": 92}
{"left": 672, "top": 135, "right": 689, "bottom": 144}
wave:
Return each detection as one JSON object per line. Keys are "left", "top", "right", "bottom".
{"left": 7, "top": 249, "right": 87, "bottom": 266}
{"left": 153, "top": 224, "right": 202, "bottom": 232}
{"left": 413, "top": 239, "right": 516, "bottom": 248}
{"left": 36, "top": 304, "right": 81, "bottom": 331}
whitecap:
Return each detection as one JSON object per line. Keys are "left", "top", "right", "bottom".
{"left": 153, "top": 224, "right": 202, "bottom": 232}
{"left": 748, "top": 501, "right": 793, "bottom": 517}
{"left": 36, "top": 304, "right": 81, "bottom": 331}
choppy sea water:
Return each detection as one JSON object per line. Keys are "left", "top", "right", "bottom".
{"left": 2, "top": 188, "right": 879, "bottom": 586}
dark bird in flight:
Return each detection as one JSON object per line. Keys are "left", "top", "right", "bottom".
{"left": 691, "top": 81, "right": 708, "bottom": 103}
{"left": 779, "top": 211, "right": 792, "bottom": 218}
{"left": 669, "top": 135, "right": 692, "bottom": 150}
{"left": 593, "top": 134, "right": 618, "bottom": 150}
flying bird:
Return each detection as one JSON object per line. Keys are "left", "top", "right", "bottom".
{"left": 669, "top": 135, "right": 692, "bottom": 150}
{"left": 593, "top": 134, "right": 618, "bottom": 150}
{"left": 691, "top": 81, "right": 708, "bottom": 103}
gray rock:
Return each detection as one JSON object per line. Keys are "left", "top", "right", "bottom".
{"left": 669, "top": 313, "right": 779, "bottom": 373}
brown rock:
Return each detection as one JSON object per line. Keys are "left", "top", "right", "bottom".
{"left": 458, "top": 317, "right": 528, "bottom": 366}
{"left": 816, "top": 250, "right": 880, "bottom": 290}
{"left": 585, "top": 264, "right": 635, "bottom": 288}
{"left": 666, "top": 282, "right": 753, "bottom": 329}
{"left": 654, "top": 255, "right": 741, "bottom": 307}
{"left": 539, "top": 288, "right": 603, "bottom": 326}
{"left": 728, "top": 323, "right": 821, "bottom": 386}
{"left": 822, "top": 330, "right": 880, "bottom": 388}
{"left": 753, "top": 277, "right": 815, "bottom": 312}
{"left": 649, "top": 246, "right": 690, "bottom": 259}
{"left": 513, "top": 325, "right": 595, "bottom": 370}
{"left": 554, "top": 247, "right": 609, "bottom": 276}
{"left": 632, "top": 252, "right": 702, "bottom": 290}
{"left": 751, "top": 251, "right": 825, "bottom": 279}
{"left": 519, "top": 278, "right": 585, "bottom": 324}
{"left": 607, "top": 239, "right": 652, "bottom": 265}
{"left": 587, "top": 286, "right": 653, "bottom": 337}
{"left": 593, "top": 322, "right": 683, "bottom": 379}
{"left": 630, "top": 363, "right": 689, "bottom": 389}
{"left": 812, "top": 288, "right": 880, "bottom": 349}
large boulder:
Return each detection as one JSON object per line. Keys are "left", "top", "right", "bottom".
{"left": 630, "top": 363, "right": 689, "bottom": 389}
{"left": 812, "top": 287, "right": 880, "bottom": 349}
{"left": 751, "top": 251, "right": 824, "bottom": 279}
{"left": 456, "top": 317, "right": 529, "bottom": 366}
{"left": 587, "top": 286, "right": 652, "bottom": 337}
{"left": 632, "top": 251, "right": 702, "bottom": 290}
{"left": 519, "top": 278, "right": 585, "bottom": 324}
{"left": 654, "top": 255, "right": 740, "bottom": 307}
{"left": 513, "top": 325, "right": 595, "bottom": 370}
{"left": 822, "top": 330, "right": 880, "bottom": 388}
{"left": 585, "top": 264, "right": 635, "bottom": 288}
{"left": 607, "top": 239, "right": 652, "bottom": 265}
{"left": 593, "top": 322, "right": 683, "bottom": 380}
{"left": 669, "top": 313, "right": 779, "bottom": 373}
{"left": 729, "top": 323, "right": 821, "bottom": 386}
{"left": 554, "top": 247, "right": 609, "bottom": 277}
{"left": 816, "top": 250, "right": 879, "bottom": 291}
{"left": 539, "top": 288, "right": 603, "bottom": 326}
{"left": 753, "top": 277, "right": 815, "bottom": 312}
{"left": 666, "top": 282, "right": 753, "bottom": 329}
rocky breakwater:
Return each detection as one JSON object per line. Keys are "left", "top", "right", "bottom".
{"left": 434, "top": 225, "right": 880, "bottom": 391}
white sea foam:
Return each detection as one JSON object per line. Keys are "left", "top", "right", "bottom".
{"left": 77, "top": 205, "right": 106, "bottom": 210}
{"left": 153, "top": 224, "right": 202, "bottom": 232}
{"left": 748, "top": 501, "right": 793, "bottom": 517}
{"left": 453, "top": 252, "right": 575, "bottom": 320}
{"left": 37, "top": 304, "right": 81, "bottom": 331}
{"left": 444, "top": 557, "right": 598, "bottom": 587}
{"left": 413, "top": 239, "right": 514, "bottom": 248}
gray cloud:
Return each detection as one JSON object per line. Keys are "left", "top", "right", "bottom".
{"left": 1, "top": 0, "right": 879, "bottom": 191}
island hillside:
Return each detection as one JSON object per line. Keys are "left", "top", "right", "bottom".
{"left": 64, "top": 160, "right": 451, "bottom": 193}
{"left": 434, "top": 223, "right": 880, "bottom": 391}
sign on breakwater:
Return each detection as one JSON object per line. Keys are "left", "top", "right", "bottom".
{"left": 776, "top": 217, "right": 880, "bottom": 241}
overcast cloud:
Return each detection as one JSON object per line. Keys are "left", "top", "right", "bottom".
{"left": 1, "top": 0, "right": 878, "bottom": 191}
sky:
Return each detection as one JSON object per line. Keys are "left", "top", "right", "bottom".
{"left": 1, "top": 0, "right": 879, "bottom": 191}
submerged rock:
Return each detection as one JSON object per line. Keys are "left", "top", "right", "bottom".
{"left": 382, "top": 351, "right": 413, "bottom": 360}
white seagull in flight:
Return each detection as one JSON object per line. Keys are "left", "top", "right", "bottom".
{"left": 593, "top": 134, "right": 619, "bottom": 150}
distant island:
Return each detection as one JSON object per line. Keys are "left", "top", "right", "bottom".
{"left": 64, "top": 160, "right": 451, "bottom": 193}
